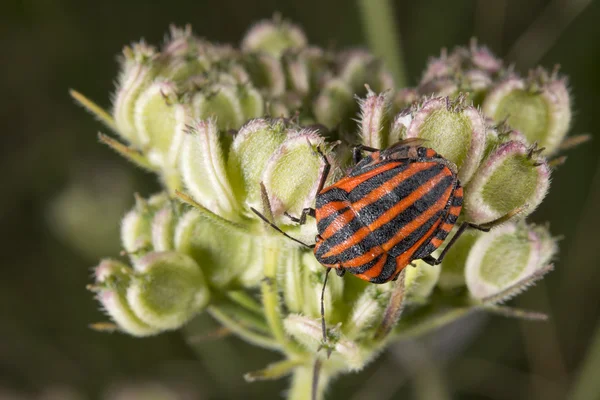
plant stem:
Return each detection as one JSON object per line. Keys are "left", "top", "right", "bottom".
{"left": 357, "top": 0, "right": 407, "bottom": 87}
{"left": 288, "top": 361, "right": 330, "bottom": 400}
{"left": 208, "top": 305, "right": 280, "bottom": 350}
{"left": 262, "top": 239, "right": 303, "bottom": 356}
{"left": 569, "top": 318, "right": 600, "bottom": 400}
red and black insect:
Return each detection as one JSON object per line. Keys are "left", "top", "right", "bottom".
{"left": 252, "top": 139, "right": 494, "bottom": 339}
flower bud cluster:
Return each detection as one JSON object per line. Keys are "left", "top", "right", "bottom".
{"left": 75, "top": 18, "right": 576, "bottom": 398}
{"left": 400, "top": 42, "right": 572, "bottom": 155}
{"left": 87, "top": 19, "right": 394, "bottom": 192}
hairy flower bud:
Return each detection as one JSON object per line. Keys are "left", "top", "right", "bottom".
{"left": 338, "top": 50, "right": 395, "bottom": 94}
{"left": 482, "top": 71, "right": 571, "bottom": 154}
{"left": 344, "top": 282, "right": 394, "bottom": 340}
{"left": 112, "top": 43, "right": 161, "bottom": 146}
{"left": 405, "top": 97, "right": 487, "bottom": 183}
{"left": 465, "top": 223, "right": 556, "bottom": 302}
{"left": 179, "top": 119, "right": 239, "bottom": 219}
{"left": 191, "top": 82, "right": 264, "bottom": 131}
{"left": 121, "top": 194, "right": 169, "bottom": 257}
{"left": 464, "top": 141, "right": 550, "bottom": 225}
{"left": 313, "top": 78, "right": 355, "bottom": 129}
{"left": 174, "top": 208, "right": 263, "bottom": 287}
{"left": 243, "top": 53, "right": 286, "bottom": 96}
{"left": 95, "top": 259, "right": 160, "bottom": 336}
{"left": 359, "top": 90, "right": 392, "bottom": 149}
{"left": 126, "top": 251, "right": 209, "bottom": 330}
{"left": 133, "top": 80, "right": 188, "bottom": 171}
{"left": 262, "top": 131, "right": 327, "bottom": 223}
{"left": 227, "top": 119, "right": 289, "bottom": 209}
{"left": 241, "top": 19, "right": 307, "bottom": 57}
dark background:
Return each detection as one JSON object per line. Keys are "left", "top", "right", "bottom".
{"left": 2, "top": 0, "right": 600, "bottom": 398}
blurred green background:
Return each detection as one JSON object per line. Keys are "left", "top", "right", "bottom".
{"left": 2, "top": 0, "right": 600, "bottom": 398}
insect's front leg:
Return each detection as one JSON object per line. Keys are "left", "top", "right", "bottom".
{"left": 284, "top": 208, "right": 316, "bottom": 225}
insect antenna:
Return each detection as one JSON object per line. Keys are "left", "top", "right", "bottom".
{"left": 250, "top": 207, "right": 315, "bottom": 249}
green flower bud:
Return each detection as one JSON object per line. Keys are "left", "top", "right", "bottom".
{"left": 94, "top": 259, "right": 159, "bottom": 336}
{"left": 243, "top": 53, "right": 286, "bottom": 96}
{"left": 227, "top": 119, "right": 289, "bottom": 210}
{"left": 262, "top": 130, "right": 327, "bottom": 223}
{"left": 191, "top": 83, "right": 244, "bottom": 131}
{"left": 313, "top": 78, "right": 354, "bottom": 129}
{"left": 465, "top": 223, "right": 556, "bottom": 301}
{"left": 151, "top": 206, "right": 176, "bottom": 251}
{"left": 405, "top": 97, "right": 487, "bottom": 183}
{"left": 344, "top": 282, "right": 394, "bottom": 340}
{"left": 112, "top": 42, "right": 161, "bottom": 146}
{"left": 179, "top": 119, "right": 239, "bottom": 219}
{"left": 482, "top": 71, "right": 571, "bottom": 154}
{"left": 359, "top": 90, "right": 391, "bottom": 149}
{"left": 241, "top": 19, "right": 307, "bottom": 57}
{"left": 133, "top": 80, "right": 189, "bottom": 171}
{"left": 121, "top": 194, "right": 169, "bottom": 257}
{"left": 464, "top": 140, "right": 550, "bottom": 225}
{"left": 404, "top": 261, "right": 441, "bottom": 303}
{"left": 174, "top": 209, "right": 263, "bottom": 287}
{"left": 282, "top": 51, "right": 311, "bottom": 95}
{"left": 338, "top": 50, "right": 395, "bottom": 94}
{"left": 126, "top": 251, "right": 209, "bottom": 330}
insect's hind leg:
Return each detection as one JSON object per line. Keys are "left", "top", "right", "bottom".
{"left": 352, "top": 144, "right": 380, "bottom": 164}
{"left": 421, "top": 206, "right": 527, "bottom": 266}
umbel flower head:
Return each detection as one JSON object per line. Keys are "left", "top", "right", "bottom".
{"left": 72, "top": 17, "right": 580, "bottom": 400}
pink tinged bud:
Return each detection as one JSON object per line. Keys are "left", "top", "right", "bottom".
{"left": 406, "top": 97, "right": 487, "bottom": 183}
{"left": 94, "top": 259, "right": 159, "bottom": 336}
{"left": 359, "top": 91, "right": 391, "bottom": 149}
{"left": 469, "top": 44, "right": 502, "bottom": 74}
{"left": 464, "top": 141, "right": 550, "bottom": 225}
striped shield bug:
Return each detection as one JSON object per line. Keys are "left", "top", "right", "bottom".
{"left": 252, "top": 138, "right": 516, "bottom": 344}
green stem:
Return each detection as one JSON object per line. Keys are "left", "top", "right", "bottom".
{"left": 288, "top": 362, "right": 330, "bottom": 400}
{"left": 227, "top": 290, "right": 264, "bottom": 314}
{"left": 393, "top": 307, "right": 473, "bottom": 340}
{"left": 357, "top": 0, "right": 407, "bottom": 87}
{"left": 569, "top": 318, "right": 600, "bottom": 400}
{"left": 208, "top": 305, "right": 280, "bottom": 351}
{"left": 261, "top": 240, "right": 303, "bottom": 356}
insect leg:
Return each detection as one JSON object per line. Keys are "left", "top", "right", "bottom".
{"left": 284, "top": 208, "right": 316, "bottom": 225}
{"left": 321, "top": 267, "right": 332, "bottom": 344}
{"left": 422, "top": 204, "right": 529, "bottom": 266}
{"left": 352, "top": 144, "right": 380, "bottom": 164}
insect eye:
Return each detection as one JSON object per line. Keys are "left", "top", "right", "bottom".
{"left": 417, "top": 147, "right": 428, "bottom": 158}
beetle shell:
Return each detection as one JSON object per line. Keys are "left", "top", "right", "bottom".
{"left": 313, "top": 144, "right": 463, "bottom": 283}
